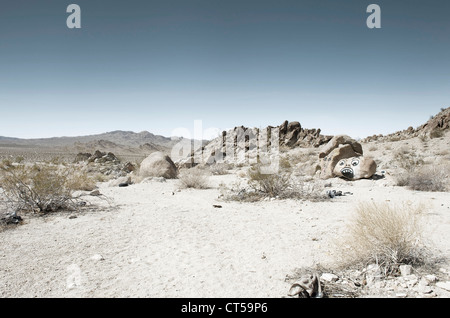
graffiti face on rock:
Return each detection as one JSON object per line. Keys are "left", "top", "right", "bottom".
{"left": 337, "top": 158, "right": 360, "bottom": 179}
{"left": 333, "top": 157, "right": 376, "bottom": 180}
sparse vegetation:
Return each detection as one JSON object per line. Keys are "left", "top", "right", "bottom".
{"left": 178, "top": 168, "right": 210, "bottom": 189}
{"left": 430, "top": 128, "right": 444, "bottom": 139}
{"left": 0, "top": 163, "right": 95, "bottom": 213}
{"left": 336, "top": 202, "right": 431, "bottom": 277}
{"left": 247, "top": 165, "right": 291, "bottom": 198}
{"left": 394, "top": 150, "right": 425, "bottom": 172}
{"left": 279, "top": 155, "right": 292, "bottom": 170}
{"left": 221, "top": 164, "right": 327, "bottom": 202}
{"left": 401, "top": 164, "right": 449, "bottom": 192}
{"left": 208, "top": 163, "right": 232, "bottom": 175}
{"left": 66, "top": 168, "right": 97, "bottom": 191}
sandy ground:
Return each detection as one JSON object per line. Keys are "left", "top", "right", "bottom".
{"left": 1, "top": 171, "right": 449, "bottom": 298}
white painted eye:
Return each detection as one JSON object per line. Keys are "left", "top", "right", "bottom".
{"left": 351, "top": 159, "right": 360, "bottom": 166}
{"left": 339, "top": 160, "right": 345, "bottom": 166}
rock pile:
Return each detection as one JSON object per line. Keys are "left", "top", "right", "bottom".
{"left": 74, "top": 150, "right": 120, "bottom": 164}
{"left": 73, "top": 150, "right": 136, "bottom": 179}
{"left": 278, "top": 120, "right": 332, "bottom": 148}
{"left": 287, "top": 265, "right": 450, "bottom": 298}
{"left": 177, "top": 120, "right": 333, "bottom": 167}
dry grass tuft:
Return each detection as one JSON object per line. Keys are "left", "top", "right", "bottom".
{"left": 247, "top": 165, "right": 291, "bottom": 198}
{"left": 335, "top": 201, "right": 430, "bottom": 276}
{"left": 208, "top": 163, "right": 232, "bottom": 175}
{"left": 178, "top": 168, "right": 210, "bottom": 189}
{"left": 397, "top": 164, "right": 449, "bottom": 192}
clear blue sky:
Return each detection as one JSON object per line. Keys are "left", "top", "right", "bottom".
{"left": 0, "top": 0, "right": 449, "bottom": 139}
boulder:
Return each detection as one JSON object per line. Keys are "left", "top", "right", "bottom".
{"left": 284, "top": 127, "right": 301, "bottom": 147}
{"left": 139, "top": 152, "right": 178, "bottom": 179}
{"left": 318, "top": 134, "right": 376, "bottom": 180}
{"left": 287, "top": 121, "right": 301, "bottom": 131}
{"left": 332, "top": 156, "right": 377, "bottom": 180}
{"left": 88, "top": 150, "right": 105, "bottom": 163}
{"left": 319, "top": 144, "right": 359, "bottom": 179}
{"left": 319, "top": 135, "right": 363, "bottom": 159}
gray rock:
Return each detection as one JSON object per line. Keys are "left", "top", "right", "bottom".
{"left": 399, "top": 264, "right": 413, "bottom": 277}
{"left": 90, "top": 190, "right": 101, "bottom": 196}
{"left": 320, "top": 273, "right": 339, "bottom": 282}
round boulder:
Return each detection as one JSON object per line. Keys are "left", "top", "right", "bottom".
{"left": 139, "top": 152, "right": 178, "bottom": 179}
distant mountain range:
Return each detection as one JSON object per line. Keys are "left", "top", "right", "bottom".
{"left": 0, "top": 130, "right": 180, "bottom": 147}
{"left": 0, "top": 130, "right": 209, "bottom": 157}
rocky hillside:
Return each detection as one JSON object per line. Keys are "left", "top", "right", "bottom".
{"left": 362, "top": 107, "right": 450, "bottom": 143}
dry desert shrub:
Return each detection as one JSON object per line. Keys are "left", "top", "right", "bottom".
{"left": 429, "top": 128, "right": 444, "bottom": 139}
{"left": 335, "top": 201, "right": 430, "bottom": 276}
{"left": 208, "top": 163, "right": 232, "bottom": 175}
{"left": 279, "top": 155, "right": 292, "bottom": 170}
{"left": 393, "top": 150, "right": 425, "bottom": 172}
{"left": 0, "top": 163, "right": 95, "bottom": 213}
{"left": 247, "top": 165, "right": 291, "bottom": 197}
{"left": 222, "top": 164, "right": 326, "bottom": 202}
{"left": 66, "top": 168, "right": 97, "bottom": 191}
{"left": 401, "top": 164, "right": 449, "bottom": 192}
{"left": 178, "top": 168, "right": 210, "bottom": 189}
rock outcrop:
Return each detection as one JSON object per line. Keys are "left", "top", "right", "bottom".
{"left": 139, "top": 152, "right": 178, "bottom": 179}
{"left": 177, "top": 120, "right": 333, "bottom": 167}
{"left": 362, "top": 107, "right": 449, "bottom": 143}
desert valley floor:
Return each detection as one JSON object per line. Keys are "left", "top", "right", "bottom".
{"left": 1, "top": 165, "right": 450, "bottom": 298}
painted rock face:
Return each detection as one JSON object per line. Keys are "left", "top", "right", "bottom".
{"left": 333, "top": 157, "right": 376, "bottom": 180}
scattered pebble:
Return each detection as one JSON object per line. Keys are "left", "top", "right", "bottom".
{"left": 90, "top": 254, "right": 105, "bottom": 261}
